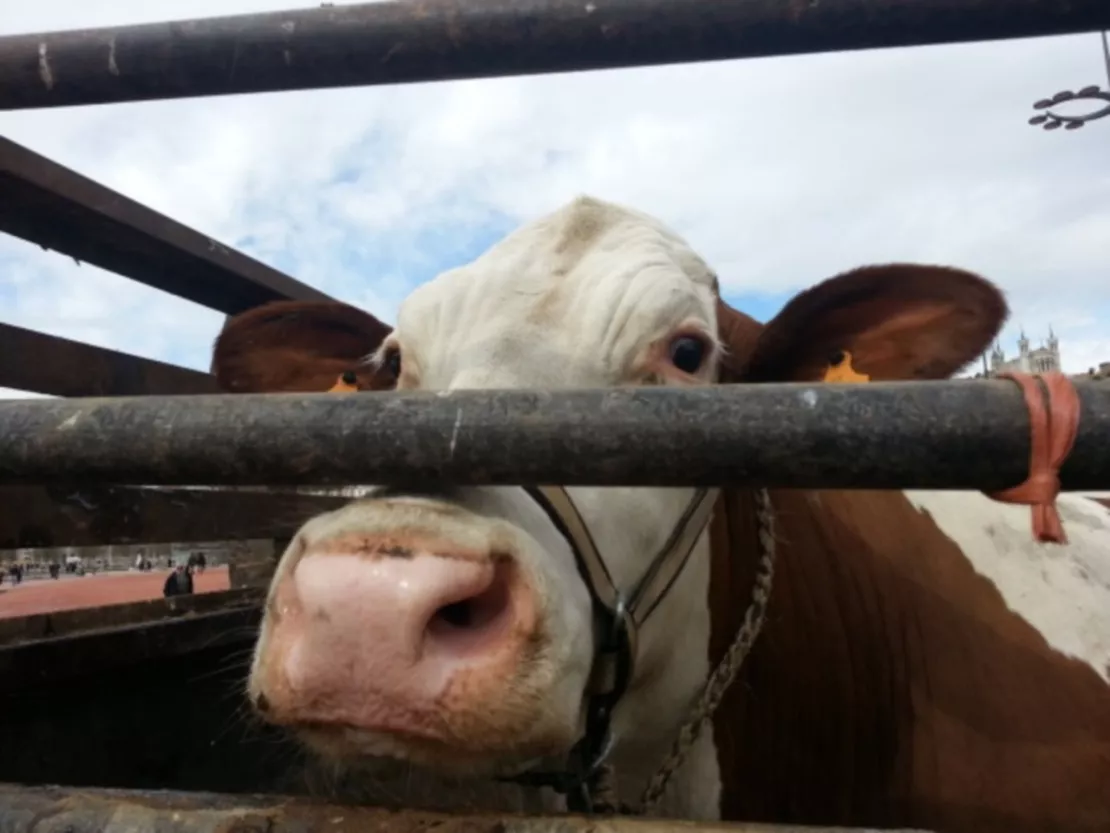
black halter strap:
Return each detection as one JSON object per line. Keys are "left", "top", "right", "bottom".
{"left": 502, "top": 485, "right": 719, "bottom": 811}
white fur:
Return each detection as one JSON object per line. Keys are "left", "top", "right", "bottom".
{"left": 255, "top": 196, "right": 723, "bottom": 816}
{"left": 904, "top": 490, "right": 1110, "bottom": 683}
{"left": 387, "top": 196, "right": 724, "bottom": 814}
{"left": 254, "top": 194, "right": 1110, "bottom": 820}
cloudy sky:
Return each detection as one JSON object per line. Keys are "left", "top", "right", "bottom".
{"left": 2, "top": 2, "right": 1109, "bottom": 402}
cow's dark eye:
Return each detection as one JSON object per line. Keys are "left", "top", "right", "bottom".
{"left": 341, "top": 370, "right": 357, "bottom": 386}
{"left": 383, "top": 348, "right": 402, "bottom": 379}
{"left": 669, "top": 336, "right": 707, "bottom": 375}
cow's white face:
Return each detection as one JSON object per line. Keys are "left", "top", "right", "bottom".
{"left": 247, "top": 197, "right": 724, "bottom": 810}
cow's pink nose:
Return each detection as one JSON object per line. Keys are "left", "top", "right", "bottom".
{"left": 258, "top": 539, "right": 534, "bottom": 737}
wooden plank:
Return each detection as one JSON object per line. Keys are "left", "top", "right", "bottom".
{"left": 0, "top": 585, "right": 261, "bottom": 648}
{"left": 0, "top": 637, "right": 291, "bottom": 795}
{"left": 0, "top": 588, "right": 263, "bottom": 690}
{"left": 0, "top": 136, "right": 331, "bottom": 314}
{"left": 0, "top": 321, "right": 217, "bottom": 397}
{"left": 228, "top": 536, "right": 287, "bottom": 589}
{"left": 0, "top": 484, "right": 348, "bottom": 550}
{"left": 0, "top": 783, "right": 927, "bottom": 833}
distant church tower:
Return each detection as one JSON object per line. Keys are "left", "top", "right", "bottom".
{"left": 985, "top": 327, "right": 1060, "bottom": 376}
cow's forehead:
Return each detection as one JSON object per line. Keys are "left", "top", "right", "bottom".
{"left": 394, "top": 197, "right": 719, "bottom": 380}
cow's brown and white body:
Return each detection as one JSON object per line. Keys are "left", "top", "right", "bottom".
{"left": 212, "top": 196, "right": 1110, "bottom": 833}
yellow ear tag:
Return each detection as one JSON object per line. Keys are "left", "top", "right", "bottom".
{"left": 823, "top": 350, "right": 870, "bottom": 383}
{"left": 328, "top": 371, "right": 359, "bottom": 393}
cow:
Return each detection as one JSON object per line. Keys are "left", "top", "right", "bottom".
{"left": 211, "top": 196, "right": 1110, "bottom": 833}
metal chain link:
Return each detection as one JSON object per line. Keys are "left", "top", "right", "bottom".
{"left": 637, "top": 487, "right": 778, "bottom": 811}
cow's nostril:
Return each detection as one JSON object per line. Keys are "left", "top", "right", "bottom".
{"left": 427, "top": 560, "right": 514, "bottom": 650}
{"left": 436, "top": 600, "right": 474, "bottom": 628}
{"left": 435, "top": 599, "right": 475, "bottom": 626}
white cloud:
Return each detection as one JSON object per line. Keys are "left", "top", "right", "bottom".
{"left": 1, "top": 0, "right": 1108, "bottom": 407}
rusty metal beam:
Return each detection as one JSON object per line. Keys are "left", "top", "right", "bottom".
{"left": 0, "top": 484, "right": 348, "bottom": 549}
{"left": 0, "top": 784, "right": 925, "bottom": 833}
{"left": 0, "top": 136, "right": 331, "bottom": 314}
{"left": 0, "top": 588, "right": 262, "bottom": 690}
{"left": 0, "top": 381, "right": 1107, "bottom": 491}
{"left": 0, "top": 0, "right": 1107, "bottom": 110}
{"left": 0, "top": 322, "right": 217, "bottom": 397}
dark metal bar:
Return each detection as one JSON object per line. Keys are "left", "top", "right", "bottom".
{"left": 0, "top": 321, "right": 217, "bottom": 397}
{"left": 0, "top": 484, "right": 348, "bottom": 549}
{"left": 1, "top": 0, "right": 1107, "bottom": 110}
{"left": 0, "top": 590, "right": 262, "bottom": 692}
{"left": 0, "top": 137, "right": 331, "bottom": 313}
{"left": 0, "top": 381, "right": 1106, "bottom": 491}
{"left": 0, "top": 784, "right": 915, "bottom": 833}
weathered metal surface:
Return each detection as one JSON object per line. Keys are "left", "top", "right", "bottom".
{"left": 0, "top": 0, "right": 1107, "bottom": 110}
{"left": 0, "top": 136, "right": 330, "bottom": 313}
{"left": 0, "top": 322, "right": 217, "bottom": 397}
{"left": 0, "top": 785, "right": 925, "bottom": 833}
{"left": 0, "top": 484, "right": 348, "bottom": 549}
{"left": 0, "top": 588, "right": 263, "bottom": 691}
{"left": 0, "top": 381, "right": 1107, "bottom": 491}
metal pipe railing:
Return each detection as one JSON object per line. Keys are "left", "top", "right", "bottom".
{"left": 1, "top": 381, "right": 1106, "bottom": 490}
{"left": 1, "top": 0, "right": 1108, "bottom": 110}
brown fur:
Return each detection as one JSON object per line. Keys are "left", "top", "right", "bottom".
{"left": 740, "top": 264, "right": 1009, "bottom": 382}
{"left": 212, "top": 265, "right": 1110, "bottom": 830}
{"left": 709, "top": 266, "right": 1110, "bottom": 832}
{"left": 212, "top": 300, "right": 395, "bottom": 393}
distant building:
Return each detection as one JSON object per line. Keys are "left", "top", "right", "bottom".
{"left": 1081, "top": 361, "right": 1110, "bottom": 380}
{"left": 986, "top": 328, "right": 1061, "bottom": 376}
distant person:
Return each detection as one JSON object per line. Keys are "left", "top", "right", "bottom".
{"left": 162, "top": 565, "right": 195, "bottom": 598}
{"left": 163, "top": 566, "right": 183, "bottom": 597}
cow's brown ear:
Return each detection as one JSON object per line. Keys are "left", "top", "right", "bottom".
{"left": 740, "top": 264, "right": 1008, "bottom": 383}
{"left": 714, "top": 297, "right": 764, "bottom": 384}
{"left": 212, "top": 300, "right": 394, "bottom": 393}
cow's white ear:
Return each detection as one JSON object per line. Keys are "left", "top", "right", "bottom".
{"left": 739, "top": 264, "right": 1008, "bottom": 383}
